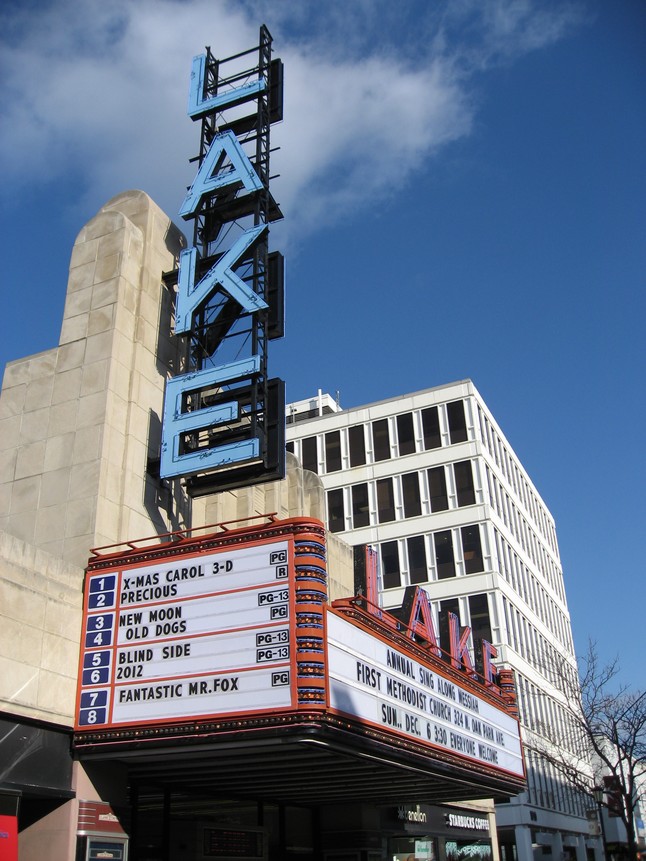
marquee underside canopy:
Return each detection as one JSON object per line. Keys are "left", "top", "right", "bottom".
{"left": 77, "top": 719, "right": 524, "bottom": 806}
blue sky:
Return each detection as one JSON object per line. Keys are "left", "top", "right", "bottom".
{"left": 1, "top": 0, "right": 644, "bottom": 688}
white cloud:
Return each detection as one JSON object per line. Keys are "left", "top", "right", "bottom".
{"left": 0, "top": 0, "right": 584, "bottom": 241}
{"left": 0, "top": 0, "right": 258, "bottom": 216}
{"left": 274, "top": 50, "right": 472, "bottom": 229}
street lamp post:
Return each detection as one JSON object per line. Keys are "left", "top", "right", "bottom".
{"left": 594, "top": 787, "right": 610, "bottom": 861}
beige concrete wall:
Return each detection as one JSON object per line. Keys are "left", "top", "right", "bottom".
{"left": 18, "top": 799, "right": 76, "bottom": 861}
{"left": 0, "top": 190, "right": 356, "bottom": 730}
{"left": 327, "top": 528, "right": 355, "bottom": 602}
{"left": 0, "top": 186, "right": 354, "bottom": 728}
{"left": 0, "top": 190, "right": 190, "bottom": 861}
{"left": 0, "top": 530, "right": 83, "bottom": 724}
{"left": 198, "top": 452, "right": 355, "bottom": 601}
{"left": 198, "top": 452, "right": 325, "bottom": 525}
{"left": 0, "top": 189, "right": 356, "bottom": 861}
{"left": 0, "top": 190, "right": 190, "bottom": 570}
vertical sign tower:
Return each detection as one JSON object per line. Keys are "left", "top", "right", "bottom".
{"left": 161, "top": 26, "right": 285, "bottom": 494}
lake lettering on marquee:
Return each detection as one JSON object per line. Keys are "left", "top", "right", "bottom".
{"left": 358, "top": 548, "right": 500, "bottom": 685}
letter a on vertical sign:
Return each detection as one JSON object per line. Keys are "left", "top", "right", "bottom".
{"left": 401, "top": 586, "right": 441, "bottom": 656}
{"left": 179, "top": 130, "right": 263, "bottom": 219}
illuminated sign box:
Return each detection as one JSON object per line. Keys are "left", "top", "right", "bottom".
{"left": 327, "top": 611, "right": 523, "bottom": 777}
{"left": 76, "top": 531, "right": 298, "bottom": 730}
{"left": 75, "top": 517, "right": 524, "bottom": 785}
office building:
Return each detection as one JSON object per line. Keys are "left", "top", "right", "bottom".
{"left": 286, "top": 382, "right": 596, "bottom": 861}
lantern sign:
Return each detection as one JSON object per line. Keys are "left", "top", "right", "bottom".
{"left": 160, "top": 26, "right": 285, "bottom": 495}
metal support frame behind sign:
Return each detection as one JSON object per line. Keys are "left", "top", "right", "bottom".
{"left": 160, "top": 26, "right": 285, "bottom": 495}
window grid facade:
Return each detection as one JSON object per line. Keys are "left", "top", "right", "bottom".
{"left": 287, "top": 386, "right": 570, "bottom": 649}
{"left": 286, "top": 381, "right": 586, "bottom": 851}
{"left": 318, "top": 460, "right": 484, "bottom": 534}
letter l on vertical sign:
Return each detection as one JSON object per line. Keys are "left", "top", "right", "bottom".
{"left": 188, "top": 54, "right": 267, "bottom": 120}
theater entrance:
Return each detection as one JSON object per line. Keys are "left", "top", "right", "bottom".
{"left": 130, "top": 788, "right": 316, "bottom": 861}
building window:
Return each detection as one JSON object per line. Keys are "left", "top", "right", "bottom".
{"left": 327, "top": 489, "right": 344, "bottom": 533}
{"left": 428, "top": 466, "right": 448, "bottom": 512}
{"left": 372, "top": 419, "right": 390, "bottom": 461}
{"left": 396, "top": 412, "right": 415, "bottom": 456}
{"left": 286, "top": 441, "right": 294, "bottom": 453}
{"left": 461, "top": 525, "right": 484, "bottom": 574}
{"left": 407, "top": 535, "right": 427, "bottom": 584}
{"left": 380, "top": 541, "right": 400, "bottom": 589}
{"left": 434, "top": 530, "right": 455, "bottom": 579}
{"left": 421, "top": 406, "right": 441, "bottom": 450}
{"left": 376, "top": 477, "right": 395, "bottom": 523}
{"left": 351, "top": 483, "right": 370, "bottom": 528}
{"left": 301, "top": 436, "right": 318, "bottom": 473}
{"left": 348, "top": 424, "right": 366, "bottom": 467}
{"left": 469, "top": 593, "right": 493, "bottom": 653}
{"left": 454, "top": 460, "right": 476, "bottom": 506}
{"left": 401, "top": 472, "right": 421, "bottom": 518}
{"left": 324, "top": 430, "right": 342, "bottom": 472}
{"left": 389, "top": 838, "right": 438, "bottom": 861}
{"left": 447, "top": 399, "right": 468, "bottom": 443}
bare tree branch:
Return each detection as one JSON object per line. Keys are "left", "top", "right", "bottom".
{"left": 525, "top": 641, "right": 645, "bottom": 861}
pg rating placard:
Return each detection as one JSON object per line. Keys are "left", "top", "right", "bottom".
{"left": 76, "top": 537, "right": 295, "bottom": 730}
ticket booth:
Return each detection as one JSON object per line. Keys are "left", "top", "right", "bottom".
{"left": 77, "top": 835, "right": 129, "bottom": 861}
{"left": 77, "top": 801, "right": 129, "bottom": 861}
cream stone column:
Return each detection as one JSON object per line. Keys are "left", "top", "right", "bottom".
{"left": 0, "top": 191, "right": 190, "bottom": 568}
{"left": 198, "top": 452, "right": 325, "bottom": 526}
{"left": 515, "top": 824, "right": 536, "bottom": 861}
{"left": 198, "top": 454, "right": 354, "bottom": 600}
{"left": 574, "top": 834, "right": 588, "bottom": 861}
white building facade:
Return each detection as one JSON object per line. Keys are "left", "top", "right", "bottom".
{"left": 286, "top": 381, "right": 598, "bottom": 861}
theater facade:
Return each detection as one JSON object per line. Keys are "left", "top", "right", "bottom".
{"left": 71, "top": 515, "right": 524, "bottom": 861}
{"left": 0, "top": 27, "right": 525, "bottom": 861}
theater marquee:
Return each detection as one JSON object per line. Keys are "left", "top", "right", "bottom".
{"left": 76, "top": 530, "right": 298, "bottom": 730}
{"left": 327, "top": 612, "right": 523, "bottom": 777}
{"left": 75, "top": 517, "right": 524, "bottom": 787}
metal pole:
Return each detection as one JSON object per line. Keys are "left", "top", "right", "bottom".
{"left": 597, "top": 797, "right": 610, "bottom": 861}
